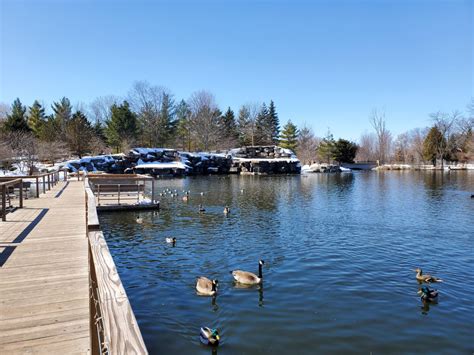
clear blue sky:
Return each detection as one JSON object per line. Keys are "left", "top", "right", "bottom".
{"left": 0, "top": 0, "right": 472, "bottom": 140}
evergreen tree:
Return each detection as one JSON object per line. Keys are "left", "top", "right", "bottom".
{"left": 220, "top": 107, "right": 239, "bottom": 148}
{"left": 52, "top": 97, "right": 72, "bottom": 138}
{"left": 66, "top": 111, "right": 93, "bottom": 158}
{"left": 4, "top": 98, "right": 30, "bottom": 132}
{"left": 268, "top": 100, "right": 280, "bottom": 144}
{"left": 279, "top": 120, "right": 299, "bottom": 151}
{"left": 423, "top": 126, "right": 445, "bottom": 166}
{"left": 317, "top": 130, "right": 336, "bottom": 163}
{"left": 159, "top": 92, "right": 176, "bottom": 146}
{"left": 175, "top": 100, "right": 192, "bottom": 150}
{"left": 255, "top": 103, "right": 271, "bottom": 145}
{"left": 105, "top": 101, "right": 138, "bottom": 152}
{"left": 27, "top": 100, "right": 46, "bottom": 137}
{"left": 38, "top": 115, "right": 61, "bottom": 142}
{"left": 333, "top": 139, "right": 358, "bottom": 164}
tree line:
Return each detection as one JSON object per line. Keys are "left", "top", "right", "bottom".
{"left": 1, "top": 80, "right": 473, "bottom": 172}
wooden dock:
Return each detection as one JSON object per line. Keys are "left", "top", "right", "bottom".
{"left": 0, "top": 180, "right": 90, "bottom": 354}
{"left": 0, "top": 175, "right": 147, "bottom": 354}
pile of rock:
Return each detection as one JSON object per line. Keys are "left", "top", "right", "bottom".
{"left": 230, "top": 146, "right": 301, "bottom": 175}
{"left": 230, "top": 146, "right": 295, "bottom": 159}
{"left": 179, "top": 152, "right": 232, "bottom": 175}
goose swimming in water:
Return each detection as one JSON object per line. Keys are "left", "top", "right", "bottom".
{"left": 223, "top": 206, "right": 230, "bottom": 215}
{"left": 232, "top": 260, "right": 265, "bottom": 285}
{"left": 199, "top": 204, "right": 206, "bottom": 213}
{"left": 196, "top": 277, "right": 218, "bottom": 296}
{"left": 414, "top": 268, "right": 443, "bottom": 283}
{"left": 199, "top": 327, "right": 220, "bottom": 346}
{"left": 136, "top": 215, "right": 143, "bottom": 224}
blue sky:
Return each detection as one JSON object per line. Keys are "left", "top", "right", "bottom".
{"left": 0, "top": 0, "right": 472, "bottom": 140}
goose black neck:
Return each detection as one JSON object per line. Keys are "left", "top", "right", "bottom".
{"left": 212, "top": 283, "right": 216, "bottom": 291}
{"left": 259, "top": 264, "right": 263, "bottom": 279}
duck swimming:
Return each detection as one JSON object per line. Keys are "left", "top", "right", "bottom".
{"left": 418, "top": 286, "right": 439, "bottom": 302}
{"left": 415, "top": 268, "right": 443, "bottom": 283}
{"left": 136, "top": 215, "right": 143, "bottom": 224}
{"left": 199, "top": 327, "right": 220, "bottom": 346}
{"left": 199, "top": 204, "right": 206, "bottom": 213}
{"left": 196, "top": 277, "right": 218, "bottom": 296}
{"left": 223, "top": 206, "right": 230, "bottom": 215}
{"left": 232, "top": 260, "right": 265, "bottom": 285}
{"left": 165, "top": 237, "right": 176, "bottom": 245}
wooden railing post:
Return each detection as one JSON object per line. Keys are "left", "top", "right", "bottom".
{"left": 97, "top": 184, "right": 101, "bottom": 206}
{"left": 36, "top": 177, "right": 40, "bottom": 198}
{"left": 1, "top": 185, "right": 6, "bottom": 222}
{"left": 19, "top": 180, "right": 23, "bottom": 208}
{"left": 118, "top": 184, "right": 121, "bottom": 205}
{"left": 47, "top": 174, "right": 51, "bottom": 190}
{"left": 42, "top": 176, "right": 46, "bottom": 194}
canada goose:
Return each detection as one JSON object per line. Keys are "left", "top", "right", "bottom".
{"left": 418, "top": 286, "right": 439, "bottom": 302}
{"left": 199, "top": 327, "right": 220, "bottom": 346}
{"left": 165, "top": 237, "right": 176, "bottom": 244}
{"left": 182, "top": 195, "right": 189, "bottom": 202}
{"left": 471, "top": 194, "right": 474, "bottom": 199}
{"left": 200, "top": 192, "right": 204, "bottom": 196}
{"left": 199, "top": 204, "right": 206, "bottom": 213}
{"left": 136, "top": 215, "right": 143, "bottom": 224}
{"left": 223, "top": 206, "right": 230, "bottom": 215}
{"left": 232, "top": 260, "right": 264, "bottom": 285}
{"left": 414, "top": 268, "right": 443, "bottom": 283}
{"left": 196, "top": 277, "right": 218, "bottom": 296}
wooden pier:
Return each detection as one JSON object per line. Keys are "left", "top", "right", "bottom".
{"left": 0, "top": 175, "right": 147, "bottom": 354}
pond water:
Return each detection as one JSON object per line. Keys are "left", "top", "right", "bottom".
{"left": 99, "top": 172, "right": 474, "bottom": 354}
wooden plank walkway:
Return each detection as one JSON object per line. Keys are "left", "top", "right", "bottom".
{"left": 0, "top": 180, "right": 90, "bottom": 354}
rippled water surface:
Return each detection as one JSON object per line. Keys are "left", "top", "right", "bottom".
{"left": 99, "top": 172, "right": 474, "bottom": 354}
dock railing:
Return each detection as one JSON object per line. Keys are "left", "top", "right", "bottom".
{"left": 85, "top": 177, "right": 148, "bottom": 354}
{"left": 0, "top": 178, "right": 24, "bottom": 221}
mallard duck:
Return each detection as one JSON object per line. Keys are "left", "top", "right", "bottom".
{"left": 223, "top": 206, "right": 230, "bottom": 215}
{"left": 414, "top": 268, "right": 443, "bottom": 283}
{"left": 165, "top": 237, "right": 176, "bottom": 244}
{"left": 199, "top": 204, "right": 206, "bottom": 213}
{"left": 136, "top": 215, "right": 143, "bottom": 224}
{"left": 196, "top": 277, "right": 218, "bottom": 296}
{"left": 232, "top": 260, "right": 264, "bottom": 285}
{"left": 199, "top": 327, "right": 220, "bottom": 346}
{"left": 418, "top": 286, "right": 439, "bottom": 302}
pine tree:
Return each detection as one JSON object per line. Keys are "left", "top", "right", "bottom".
{"left": 279, "top": 120, "right": 299, "bottom": 151}
{"left": 3, "top": 98, "right": 30, "bottom": 132}
{"left": 255, "top": 103, "right": 271, "bottom": 145}
{"left": 159, "top": 92, "right": 175, "bottom": 146}
{"left": 27, "top": 100, "right": 46, "bottom": 137}
{"left": 423, "top": 126, "right": 445, "bottom": 166}
{"left": 106, "top": 101, "right": 138, "bottom": 153}
{"left": 220, "top": 107, "right": 238, "bottom": 148}
{"left": 268, "top": 100, "right": 280, "bottom": 145}
{"left": 66, "top": 111, "right": 93, "bottom": 158}
{"left": 175, "top": 100, "right": 192, "bottom": 150}
{"left": 333, "top": 139, "right": 358, "bottom": 164}
{"left": 52, "top": 97, "right": 72, "bottom": 138}
{"left": 317, "top": 130, "right": 336, "bottom": 164}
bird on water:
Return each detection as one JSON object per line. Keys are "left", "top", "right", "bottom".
{"left": 196, "top": 277, "right": 218, "bottom": 296}
{"left": 414, "top": 268, "right": 443, "bottom": 283}
{"left": 231, "top": 260, "right": 265, "bottom": 285}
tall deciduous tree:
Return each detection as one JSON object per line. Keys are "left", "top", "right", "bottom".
{"left": 237, "top": 103, "right": 259, "bottom": 146}
{"left": 297, "top": 125, "right": 319, "bottom": 164}
{"left": 27, "top": 100, "right": 46, "bottom": 137}
{"left": 105, "top": 101, "right": 138, "bottom": 153}
{"left": 333, "top": 139, "right": 358, "bottom": 164}
{"left": 3, "top": 98, "right": 30, "bottom": 132}
{"left": 279, "top": 120, "right": 299, "bottom": 151}
{"left": 188, "top": 91, "right": 221, "bottom": 151}
{"left": 370, "top": 108, "right": 392, "bottom": 164}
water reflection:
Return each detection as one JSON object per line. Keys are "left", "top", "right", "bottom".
{"left": 232, "top": 282, "right": 264, "bottom": 307}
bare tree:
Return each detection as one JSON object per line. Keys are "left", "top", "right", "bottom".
{"left": 356, "top": 132, "right": 377, "bottom": 162}
{"left": 393, "top": 132, "right": 410, "bottom": 163}
{"left": 407, "top": 127, "right": 428, "bottom": 165}
{"left": 188, "top": 91, "right": 221, "bottom": 151}
{"left": 369, "top": 108, "right": 392, "bottom": 164}
{"left": 296, "top": 125, "right": 319, "bottom": 164}
{"left": 37, "top": 140, "right": 69, "bottom": 164}
{"left": 238, "top": 103, "right": 260, "bottom": 146}
{"left": 430, "top": 110, "right": 461, "bottom": 168}
{"left": 89, "top": 95, "right": 119, "bottom": 125}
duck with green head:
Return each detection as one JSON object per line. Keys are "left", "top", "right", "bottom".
{"left": 200, "top": 327, "right": 220, "bottom": 346}
{"left": 418, "top": 286, "right": 439, "bottom": 302}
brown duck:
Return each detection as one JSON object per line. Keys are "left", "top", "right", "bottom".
{"left": 414, "top": 268, "right": 443, "bottom": 283}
